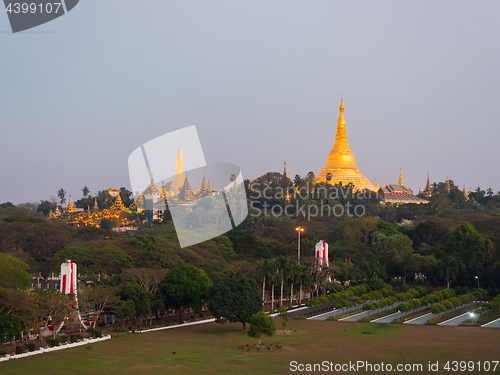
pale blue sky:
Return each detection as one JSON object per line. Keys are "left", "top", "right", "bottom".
{"left": 1, "top": 1, "right": 500, "bottom": 204}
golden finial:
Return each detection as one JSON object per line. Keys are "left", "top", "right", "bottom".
{"left": 398, "top": 168, "right": 404, "bottom": 186}
{"left": 339, "top": 95, "right": 344, "bottom": 110}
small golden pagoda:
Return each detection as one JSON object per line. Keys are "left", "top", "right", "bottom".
{"left": 67, "top": 195, "right": 76, "bottom": 213}
{"left": 315, "top": 98, "right": 376, "bottom": 191}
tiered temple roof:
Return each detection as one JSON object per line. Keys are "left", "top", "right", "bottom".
{"left": 378, "top": 171, "right": 429, "bottom": 205}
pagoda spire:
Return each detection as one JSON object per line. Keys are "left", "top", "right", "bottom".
{"left": 201, "top": 171, "right": 208, "bottom": 194}
{"left": 170, "top": 148, "right": 186, "bottom": 196}
{"left": 314, "top": 97, "right": 376, "bottom": 191}
{"left": 67, "top": 195, "right": 75, "bottom": 213}
{"left": 284, "top": 162, "right": 287, "bottom": 177}
{"left": 135, "top": 187, "right": 144, "bottom": 209}
{"left": 445, "top": 177, "right": 451, "bottom": 194}
{"left": 463, "top": 185, "right": 468, "bottom": 200}
{"left": 424, "top": 173, "right": 431, "bottom": 194}
{"left": 398, "top": 168, "right": 404, "bottom": 186}
{"left": 93, "top": 197, "right": 99, "bottom": 210}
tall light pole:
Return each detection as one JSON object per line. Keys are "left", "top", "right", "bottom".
{"left": 476, "top": 276, "right": 479, "bottom": 289}
{"left": 295, "top": 226, "right": 304, "bottom": 264}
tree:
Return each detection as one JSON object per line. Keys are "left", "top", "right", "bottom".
{"left": 276, "top": 256, "right": 291, "bottom": 308}
{"left": 82, "top": 186, "right": 90, "bottom": 198}
{"left": 81, "top": 285, "right": 117, "bottom": 328}
{"left": 37, "top": 200, "right": 56, "bottom": 216}
{"left": 120, "top": 282, "right": 153, "bottom": 326}
{"left": 57, "top": 188, "right": 67, "bottom": 205}
{"left": 0, "top": 253, "right": 32, "bottom": 289}
{"left": 439, "top": 255, "right": 460, "bottom": 288}
{"left": 298, "top": 264, "right": 312, "bottom": 306}
{"left": 34, "top": 289, "right": 71, "bottom": 339}
{"left": 127, "top": 268, "right": 168, "bottom": 295}
{"left": 277, "top": 306, "right": 288, "bottom": 330}
{"left": 248, "top": 311, "right": 275, "bottom": 345}
{"left": 208, "top": 277, "right": 262, "bottom": 329}
{"left": 162, "top": 264, "right": 212, "bottom": 321}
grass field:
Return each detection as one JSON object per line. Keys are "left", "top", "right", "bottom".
{"left": 0, "top": 320, "right": 499, "bottom": 375}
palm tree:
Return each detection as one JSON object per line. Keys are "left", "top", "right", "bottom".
{"left": 82, "top": 186, "right": 90, "bottom": 198}
{"left": 276, "top": 256, "right": 291, "bottom": 308}
{"left": 439, "top": 255, "right": 460, "bottom": 288}
{"left": 57, "top": 188, "right": 66, "bottom": 205}
{"left": 256, "top": 259, "right": 272, "bottom": 305}
{"left": 298, "top": 264, "right": 312, "bottom": 306}
{"left": 289, "top": 262, "right": 300, "bottom": 307}
{"left": 268, "top": 260, "right": 280, "bottom": 313}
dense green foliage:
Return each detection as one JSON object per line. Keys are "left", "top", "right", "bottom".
{"left": 209, "top": 277, "right": 262, "bottom": 329}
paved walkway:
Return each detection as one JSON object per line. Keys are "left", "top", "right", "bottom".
{"left": 404, "top": 313, "right": 437, "bottom": 325}
{"left": 339, "top": 310, "right": 373, "bottom": 322}
{"left": 482, "top": 317, "right": 500, "bottom": 328}
{"left": 438, "top": 311, "right": 474, "bottom": 326}
{"left": 307, "top": 306, "right": 362, "bottom": 321}
{"left": 371, "top": 311, "right": 401, "bottom": 323}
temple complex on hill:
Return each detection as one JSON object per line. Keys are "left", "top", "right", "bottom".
{"left": 314, "top": 98, "right": 377, "bottom": 191}
{"left": 49, "top": 192, "right": 135, "bottom": 229}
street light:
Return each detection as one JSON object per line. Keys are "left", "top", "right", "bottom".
{"left": 475, "top": 276, "right": 479, "bottom": 289}
{"left": 295, "top": 226, "right": 304, "bottom": 264}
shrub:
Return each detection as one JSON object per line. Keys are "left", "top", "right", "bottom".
{"left": 28, "top": 343, "right": 36, "bottom": 351}
{"left": 0, "top": 350, "right": 6, "bottom": 356}
{"left": 15, "top": 345, "right": 24, "bottom": 354}
{"left": 94, "top": 330, "right": 103, "bottom": 338}
{"left": 50, "top": 338, "right": 60, "bottom": 347}
{"left": 190, "top": 315, "right": 196, "bottom": 321}
{"left": 294, "top": 315, "right": 307, "bottom": 320}
{"left": 70, "top": 335, "right": 78, "bottom": 343}
{"left": 431, "top": 304, "right": 446, "bottom": 314}
{"left": 76, "top": 333, "right": 84, "bottom": 340}
{"left": 443, "top": 301, "right": 454, "bottom": 311}
{"left": 60, "top": 335, "right": 68, "bottom": 343}
{"left": 86, "top": 327, "right": 96, "bottom": 336}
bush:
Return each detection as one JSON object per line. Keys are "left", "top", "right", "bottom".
{"left": 28, "top": 343, "right": 36, "bottom": 351}
{"left": 94, "top": 330, "right": 102, "bottom": 338}
{"left": 294, "top": 315, "right": 307, "bottom": 320}
{"left": 0, "top": 350, "right": 6, "bottom": 356}
{"left": 190, "top": 315, "right": 196, "bottom": 321}
{"left": 76, "top": 333, "right": 84, "bottom": 340}
{"left": 50, "top": 338, "right": 60, "bottom": 347}
{"left": 15, "top": 345, "right": 24, "bottom": 354}
{"left": 443, "top": 301, "right": 454, "bottom": 311}
{"left": 86, "top": 327, "right": 96, "bottom": 336}
{"left": 60, "top": 335, "right": 68, "bottom": 343}
{"left": 70, "top": 334, "right": 78, "bottom": 343}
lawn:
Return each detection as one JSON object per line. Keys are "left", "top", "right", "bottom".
{"left": 0, "top": 320, "right": 498, "bottom": 374}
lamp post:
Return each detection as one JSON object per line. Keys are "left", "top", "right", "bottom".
{"left": 475, "top": 276, "right": 479, "bottom": 289}
{"left": 295, "top": 226, "right": 304, "bottom": 264}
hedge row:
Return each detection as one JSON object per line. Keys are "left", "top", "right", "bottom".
{"left": 307, "top": 283, "right": 392, "bottom": 307}
{"left": 430, "top": 293, "right": 475, "bottom": 314}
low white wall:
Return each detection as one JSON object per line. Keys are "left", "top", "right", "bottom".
{"left": 0, "top": 335, "right": 111, "bottom": 362}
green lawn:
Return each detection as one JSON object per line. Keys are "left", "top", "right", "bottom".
{"left": 0, "top": 320, "right": 498, "bottom": 375}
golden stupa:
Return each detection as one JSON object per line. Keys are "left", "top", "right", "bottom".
{"left": 315, "top": 97, "right": 376, "bottom": 191}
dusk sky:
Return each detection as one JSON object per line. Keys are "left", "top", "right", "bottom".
{"left": 1, "top": 1, "right": 500, "bottom": 205}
